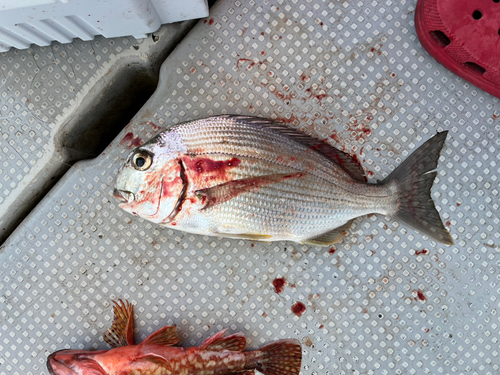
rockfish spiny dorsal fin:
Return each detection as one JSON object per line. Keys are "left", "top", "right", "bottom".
{"left": 219, "top": 115, "right": 366, "bottom": 182}
{"left": 200, "top": 329, "right": 247, "bottom": 352}
{"left": 103, "top": 299, "right": 134, "bottom": 348}
{"left": 140, "top": 326, "right": 181, "bottom": 347}
{"left": 134, "top": 354, "right": 173, "bottom": 372}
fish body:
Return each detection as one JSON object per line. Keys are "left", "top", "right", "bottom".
{"left": 47, "top": 300, "right": 302, "bottom": 375}
{"left": 114, "top": 115, "right": 453, "bottom": 245}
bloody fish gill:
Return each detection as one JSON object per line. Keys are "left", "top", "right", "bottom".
{"left": 47, "top": 300, "right": 302, "bottom": 375}
{"left": 114, "top": 115, "right": 453, "bottom": 245}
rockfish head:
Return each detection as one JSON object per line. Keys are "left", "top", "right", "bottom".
{"left": 113, "top": 131, "right": 187, "bottom": 224}
{"left": 47, "top": 349, "right": 107, "bottom": 375}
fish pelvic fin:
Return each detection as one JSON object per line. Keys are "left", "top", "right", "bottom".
{"left": 256, "top": 339, "right": 302, "bottom": 375}
{"left": 199, "top": 329, "right": 247, "bottom": 352}
{"left": 301, "top": 220, "right": 353, "bottom": 246}
{"left": 103, "top": 299, "right": 134, "bottom": 348}
{"left": 195, "top": 173, "right": 304, "bottom": 210}
{"left": 140, "top": 326, "right": 181, "bottom": 347}
{"left": 383, "top": 131, "right": 454, "bottom": 245}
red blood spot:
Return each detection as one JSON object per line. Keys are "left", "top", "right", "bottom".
{"left": 319, "top": 324, "right": 324, "bottom": 329}
{"left": 261, "top": 32, "right": 264, "bottom": 36}
{"left": 149, "top": 122, "right": 159, "bottom": 131}
{"left": 251, "top": 243, "right": 254, "bottom": 247}
{"left": 236, "top": 58, "right": 253, "bottom": 69}
{"left": 291, "top": 302, "right": 306, "bottom": 317}
{"left": 456, "top": 203, "right": 461, "bottom": 207}
{"left": 391, "top": 72, "right": 396, "bottom": 78}
{"left": 279, "top": 35, "right": 282, "bottom": 39}
{"left": 301, "top": 75, "right": 309, "bottom": 82}
{"left": 417, "top": 290, "right": 426, "bottom": 301}
{"left": 446, "top": 221, "right": 451, "bottom": 226}
{"left": 131, "top": 136, "right": 143, "bottom": 147}
{"left": 320, "top": 22, "right": 324, "bottom": 26}
{"left": 330, "top": 131, "right": 340, "bottom": 143}
{"left": 367, "top": 171, "right": 375, "bottom": 178}
{"left": 171, "top": 222, "right": 177, "bottom": 226}
{"left": 424, "top": 328, "right": 430, "bottom": 333}
{"left": 208, "top": 18, "right": 214, "bottom": 25}
{"left": 272, "top": 278, "right": 286, "bottom": 294}
{"left": 329, "top": 247, "right": 336, "bottom": 254}
{"left": 190, "top": 67, "right": 196, "bottom": 73}
{"left": 290, "top": 283, "right": 296, "bottom": 288}
{"left": 120, "top": 132, "right": 134, "bottom": 145}
{"left": 204, "top": 19, "right": 207, "bottom": 23}
{"left": 260, "top": 51, "right": 265, "bottom": 55}
{"left": 415, "top": 249, "right": 428, "bottom": 256}
{"left": 262, "top": 312, "right": 267, "bottom": 317}
{"left": 183, "top": 157, "right": 241, "bottom": 174}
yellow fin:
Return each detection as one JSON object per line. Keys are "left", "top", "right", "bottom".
{"left": 302, "top": 220, "right": 353, "bottom": 246}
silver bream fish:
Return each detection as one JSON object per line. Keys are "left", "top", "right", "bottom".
{"left": 114, "top": 115, "right": 453, "bottom": 246}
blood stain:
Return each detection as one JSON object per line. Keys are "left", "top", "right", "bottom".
{"left": 291, "top": 302, "right": 306, "bottom": 317}
{"left": 120, "top": 132, "right": 134, "bottom": 145}
{"left": 272, "top": 278, "right": 286, "bottom": 294}
{"left": 415, "top": 249, "right": 428, "bottom": 256}
{"left": 183, "top": 157, "right": 241, "bottom": 175}
{"left": 262, "top": 312, "right": 267, "bottom": 317}
{"left": 456, "top": 203, "right": 461, "bottom": 207}
{"left": 417, "top": 290, "right": 426, "bottom": 301}
{"left": 290, "top": 283, "right": 296, "bottom": 288}
{"left": 131, "top": 136, "right": 143, "bottom": 147}
{"left": 329, "top": 247, "right": 336, "bottom": 254}
{"left": 445, "top": 221, "right": 451, "bottom": 226}
{"left": 319, "top": 324, "right": 324, "bottom": 329}
{"left": 208, "top": 18, "right": 214, "bottom": 25}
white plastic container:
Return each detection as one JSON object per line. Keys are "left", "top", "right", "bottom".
{"left": 0, "top": 0, "right": 208, "bottom": 52}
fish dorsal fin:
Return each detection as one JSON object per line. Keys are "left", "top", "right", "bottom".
{"left": 140, "top": 326, "right": 181, "bottom": 347}
{"left": 200, "top": 329, "right": 247, "bottom": 352}
{"left": 195, "top": 173, "right": 303, "bottom": 210}
{"left": 135, "top": 354, "right": 173, "bottom": 372}
{"left": 302, "top": 220, "right": 354, "bottom": 246}
{"left": 103, "top": 300, "right": 134, "bottom": 348}
{"left": 218, "top": 115, "right": 366, "bottom": 182}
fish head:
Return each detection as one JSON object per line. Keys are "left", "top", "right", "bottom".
{"left": 114, "top": 131, "right": 187, "bottom": 224}
{"left": 47, "top": 349, "right": 108, "bottom": 375}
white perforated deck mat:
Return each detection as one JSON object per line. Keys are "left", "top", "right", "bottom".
{"left": 1, "top": 1, "right": 500, "bottom": 374}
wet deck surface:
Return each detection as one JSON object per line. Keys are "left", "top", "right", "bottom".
{"left": 1, "top": 1, "right": 499, "bottom": 374}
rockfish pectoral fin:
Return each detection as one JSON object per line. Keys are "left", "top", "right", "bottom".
{"left": 256, "top": 339, "right": 302, "bottom": 375}
{"left": 195, "top": 173, "right": 304, "bottom": 210}
{"left": 103, "top": 300, "right": 134, "bottom": 348}
{"left": 199, "top": 329, "right": 246, "bottom": 352}
{"left": 140, "top": 326, "right": 181, "bottom": 347}
{"left": 301, "top": 220, "right": 354, "bottom": 246}
{"left": 134, "top": 354, "right": 173, "bottom": 372}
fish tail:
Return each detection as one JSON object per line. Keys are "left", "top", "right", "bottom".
{"left": 256, "top": 339, "right": 302, "bottom": 375}
{"left": 383, "top": 131, "right": 453, "bottom": 245}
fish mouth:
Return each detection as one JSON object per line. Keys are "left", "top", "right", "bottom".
{"left": 47, "top": 350, "right": 77, "bottom": 375}
{"left": 113, "top": 188, "right": 135, "bottom": 203}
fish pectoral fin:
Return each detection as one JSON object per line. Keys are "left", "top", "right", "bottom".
{"left": 302, "top": 220, "right": 354, "bottom": 246}
{"left": 135, "top": 354, "right": 173, "bottom": 372}
{"left": 195, "top": 173, "right": 304, "bottom": 210}
{"left": 103, "top": 300, "right": 135, "bottom": 348}
{"left": 140, "top": 326, "right": 181, "bottom": 347}
{"left": 200, "top": 329, "right": 247, "bottom": 352}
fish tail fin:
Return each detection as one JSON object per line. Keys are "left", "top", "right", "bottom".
{"left": 256, "top": 339, "right": 302, "bottom": 375}
{"left": 383, "top": 131, "right": 453, "bottom": 245}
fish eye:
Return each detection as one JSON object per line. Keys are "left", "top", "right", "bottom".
{"left": 132, "top": 151, "right": 153, "bottom": 171}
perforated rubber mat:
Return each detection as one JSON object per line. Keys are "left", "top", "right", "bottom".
{"left": 1, "top": 1, "right": 500, "bottom": 375}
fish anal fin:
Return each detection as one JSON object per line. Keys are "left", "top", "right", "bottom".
{"left": 103, "top": 299, "right": 134, "bottom": 348}
{"left": 228, "top": 233, "right": 273, "bottom": 240}
{"left": 196, "top": 173, "right": 303, "bottom": 210}
{"left": 135, "top": 354, "right": 173, "bottom": 372}
{"left": 219, "top": 115, "right": 366, "bottom": 182}
{"left": 302, "top": 220, "right": 354, "bottom": 246}
{"left": 140, "top": 326, "right": 181, "bottom": 347}
{"left": 200, "top": 329, "right": 247, "bottom": 352}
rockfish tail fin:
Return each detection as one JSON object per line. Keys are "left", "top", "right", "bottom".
{"left": 383, "top": 131, "right": 453, "bottom": 245}
{"left": 257, "top": 339, "right": 302, "bottom": 375}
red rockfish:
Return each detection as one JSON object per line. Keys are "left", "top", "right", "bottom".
{"left": 113, "top": 115, "right": 453, "bottom": 245}
{"left": 47, "top": 300, "right": 302, "bottom": 375}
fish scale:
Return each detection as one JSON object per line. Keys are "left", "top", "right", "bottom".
{"left": 114, "top": 115, "right": 453, "bottom": 245}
